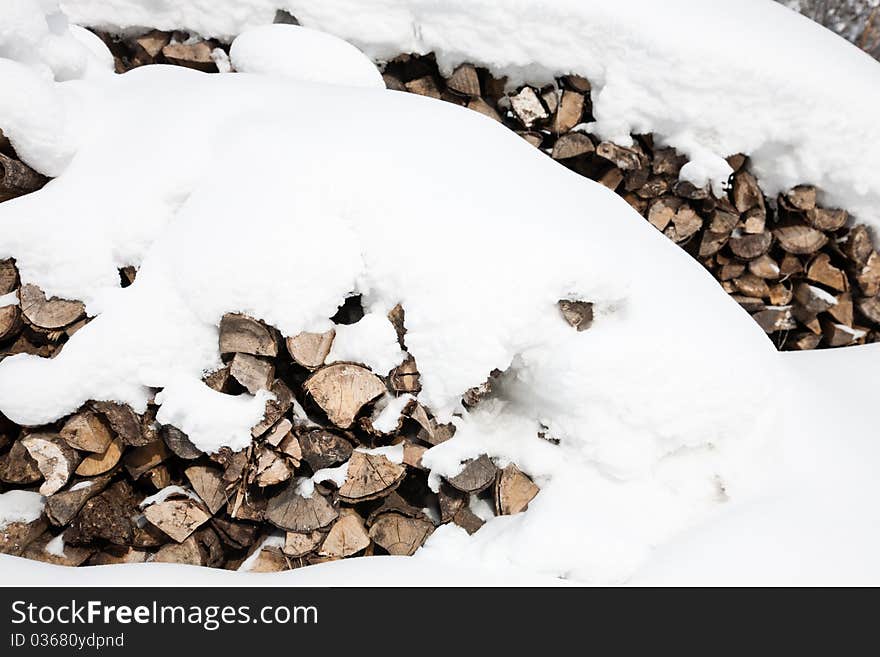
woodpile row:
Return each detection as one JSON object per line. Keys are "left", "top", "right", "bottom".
{"left": 0, "top": 284, "right": 554, "bottom": 568}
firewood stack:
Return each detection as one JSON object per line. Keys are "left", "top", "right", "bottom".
{"left": 0, "top": 284, "right": 541, "bottom": 569}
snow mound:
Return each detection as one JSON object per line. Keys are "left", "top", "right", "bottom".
{"left": 58, "top": 0, "right": 880, "bottom": 230}
{"left": 0, "top": 490, "right": 45, "bottom": 530}
{"left": 230, "top": 24, "right": 385, "bottom": 88}
{"left": 0, "top": 1, "right": 788, "bottom": 581}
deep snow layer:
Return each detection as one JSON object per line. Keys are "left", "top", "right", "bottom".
{"left": 58, "top": 0, "right": 880, "bottom": 230}
{"left": 0, "top": 8, "right": 786, "bottom": 582}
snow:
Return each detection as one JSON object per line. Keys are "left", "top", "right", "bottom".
{"left": 230, "top": 24, "right": 385, "bottom": 88}
{"left": 0, "top": 490, "right": 45, "bottom": 530}
{"left": 44, "top": 533, "right": 66, "bottom": 557}
{"left": 326, "top": 312, "right": 406, "bottom": 375}
{"left": 0, "top": 291, "right": 19, "bottom": 306}
{"left": 56, "top": 0, "right": 880, "bottom": 230}
{"left": 298, "top": 444, "right": 405, "bottom": 496}
{"left": 809, "top": 285, "right": 838, "bottom": 305}
{"left": 371, "top": 394, "right": 414, "bottom": 434}
{"left": 68, "top": 480, "right": 93, "bottom": 492}
{"left": 0, "top": 1, "right": 875, "bottom": 585}
{"left": 139, "top": 485, "right": 200, "bottom": 508}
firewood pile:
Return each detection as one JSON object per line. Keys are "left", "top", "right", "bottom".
{"left": 0, "top": 26, "right": 878, "bottom": 569}
{"left": 0, "top": 282, "right": 541, "bottom": 568}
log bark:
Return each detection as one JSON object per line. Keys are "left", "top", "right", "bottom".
{"left": 446, "top": 455, "right": 498, "bottom": 493}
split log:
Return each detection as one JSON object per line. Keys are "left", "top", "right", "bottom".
{"left": 664, "top": 205, "right": 702, "bottom": 243}
{"left": 161, "top": 425, "right": 202, "bottom": 460}
{"left": 857, "top": 296, "right": 880, "bottom": 324}
{"left": 404, "top": 76, "right": 441, "bottom": 98}
{"left": 1, "top": 516, "right": 47, "bottom": 556}
{"left": 821, "top": 320, "right": 865, "bottom": 347}
{"left": 769, "top": 281, "right": 793, "bottom": 304}
{"left": 133, "top": 30, "right": 171, "bottom": 61}
{"left": 653, "top": 148, "right": 686, "bottom": 176}
{"left": 266, "top": 483, "right": 338, "bottom": 532}
{"left": 123, "top": 440, "right": 168, "bottom": 480}
{"left": 19, "top": 284, "right": 84, "bottom": 330}
{"left": 446, "top": 454, "right": 498, "bottom": 493}
{"left": 74, "top": 438, "right": 122, "bottom": 476}
{"left": 265, "top": 418, "right": 292, "bottom": 447}
{"left": 283, "top": 530, "right": 324, "bottom": 557}
{"left": 748, "top": 255, "right": 780, "bottom": 279}
{"left": 510, "top": 87, "right": 548, "bottom": 128}
{"left": 161, "top": 41, "right": 217, "bottom": 72}
{"left": 558, "top": 299, "right": 593, "bottom": 331}
{"left": 0, "top": 259, "right": 18, "bottom": 294}
{"left": 22, "top": 533, "right": 93, "bottom": 567}
{"left": 828, "top": 293, "right": 854, "bottom": 327}
{"left": 390, "top": 356, "right": 420, "bottom": 393}
{"left": 0, "top": 305, "right": 21, "bottom": 341}
{"left": 21, "top": 433, "right": 81, "bottom": 495}
{"left": 46, "top": 475, "right": 112, "bottom": 526}
{"left": 732, "top": 295, "right": 764, "bottom": 313}
{"left": 278, "top": 433, "right": 303, "bottom": 465}
{"left": 551, "top": 132, "right": 594, "bottom": 160}
{"left": 0, "top": 440, "right": 42, "bottom": 484}
{"left": 304, "top": 363, "right": 386, "bottom": 428}
{"left": 89, "top": 547, "right": 149, "bottom": 565}
{"left": 788, "top": 332, "right": 822, "bottom": 350}
{"left": 60, "top": 412, "right": 113, "bottom": 453}
{"left": 92, "top": 401, "right": 148, "bottom": 446}
{"left": 672, "top": 180, "right": 709, "bottom": 201}
{"left": 219, "top": 313, "right": 278, "bottom": 357}
{"left": 698, "top": 231, "right": 729, "bottom": 257}
{"left": 729, "top": 230, "right": 772, "bottom": 260}
{"left": 541, "top": 88, "right": 558, "bottom": 115}
{"left": 251, "top": 379, "right": 293, "bottom": 436}
{"left": 752, "top": 306, "right": 797, "bottom": 333}
{"left": 243, "top": 544, "right": 291, "bottom": 572}
{"left": 0, "top": 153, "right": 46, "bottom": 201}
{"left": 203, "top": 366, "right": 233, "bottom": 393}
{"left": 635, "top": 178, "right": 669, "bottom": 199}
{"left": 185, "top": 465, "right": 228, "bottom": 515}
{"left": 647, "top": 197, "right": 679, "bottom": 231}
{"left": 595, "top": 142, "right": 644, "bottom": 171}
{"left": 709, "top": 209, "right": 739, "bottom": 235}
{"left": 733, "top": 273, "right": 770, "bottom": 299}
{"left": 252, "top": 447, "right": 292, "bottom": 487}
{"left": 780, "top": 253, "right": 804, "bottom": 277}
{"left": 337, "top": 451, "right": 406, "bottom": 503}
{"left": 285, "top": 329, "right": 334, "bottom": 370}
{"left": 368, "top": 513, "right": 433, "bottom": 556}
{"left": 212, "top": 517, "right": 258, "bottom": 551}
{"left": 467, "top": 97, "right": 502, "bottom": 122}
{"left": 807, "top": 253, "right": 847, "bottom": 292}
{"left": 843, "top": 225, "right": 874, "bottom": 266}
{"left": 66, "top": 481, "right": 137, "bottom": 546}
{"left": 774, "top": 225, "right": 828, "bottom": 255}
{"left": 552, "top": 91, "right": 584, "bottom": 133}
{"left": 518, "top": 131, "right": 543, "bottom": 148}
{"left": 230, "top": 353, "right": 274, "bottom": 394}
{"left": 495, "top": 464, "right": 539, "bottom": 515}
{"left": 794, "top": 282, "right": 836, "bottom": 315}
{"left": 446, "top": 64, "right": 481, "bottom": 96}
{"left": 319, "top": 511, "right": 370, "bottom": 558}
{"left": 152, "top": 534, "right": 204, "bottom": 565}
{"left": 806, "top": 207, "right": 847, "bottom": 232}
{"left": 856, "top": 251, "right": 880, "bottom": 297}
{"left": 732, "top": 170, "right": 765, "bottom": 213}
{"left": 742, "top": 207, "right": 766, "bottom": 234}
{"left": 144, "top": 499, "right": 211, "bottom": 543}
{"left": 299, "top": 430, "right": 353, "bottom": 471}
{"left": 144, "top": 464, "right": 171, "bottom": 490}
{"left": 402, "top": 441, "right": 428, "bottom": 470}
{"left": 785, "top": 185, "right": 817, "bottom": 211}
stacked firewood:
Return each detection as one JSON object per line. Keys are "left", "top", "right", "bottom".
{"left": 0, "top": 267, "right": 542, "bottom": 568}
{"left": 381, "top": 54, "right": 880, "bottom": 350}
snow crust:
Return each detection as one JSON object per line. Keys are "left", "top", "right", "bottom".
{"left": 326, "top": 312, "right": 405, "bottom": 375}
{"left": 0, "top": 490, "right": 45, "bottom": 530}
{"left": 230, "top": 24, "right": 384, "bottom": 88}
{"left": 57, "top": 0, "right": 880, "bottom": 230}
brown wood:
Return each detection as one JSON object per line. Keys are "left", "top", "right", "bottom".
{"left": 0, "top": 259, "right": 18, "bottom": 294}
{"left": 304, "top": 363, "right": 386, "bottom": 428}
{"left": 133, "top": 30, "right": 171, "bottom": 60}
{"left": 596, "top": 142, "right": 644, "bottom": 170}
{"left": 466, "top": 97, "right": 502, "bottom": 122}
{"left": 0, "top": 516, "right": 47, "bottom": 556}
{"left": 404, "top": 76, "right": 442, "bottom": 98}
{"left": 752, "top": 307, "right": 797, "bottom": 333}
{"left": 185, "top": 465, "right": 228, "bottom": 515}
{"left": 22, "top": 533, "right": 94, "bottom": 567}
{"left": 729, "top": 230, "right": 772, "bottom": 260}
{"left": 285, "top": 329, "right": 334, "bottom": 369}
{"left": 368, "top": 513, "right": 433, "bottom": 556}
{"left": 828, "top": 293, "right": 854, "bottom": 327}
{"left": 266, "top": 482, "right": 338, "bottom": 532}
{"left": 856, "top": 251, "right": 880, "bottom": 297}
{"left": 447, "top": 454, "right": 498, "bottom": 493}
{"left": 748, "top": 255, "right": 780, "bottom": 279}
{"left": 299, "top": 430, "right": 353, "bottom": 471}
{"left": 858, "top": 295, "right": 880, "bottom": 324}
{"left": 732, "top": 170, "right": 765, "bottom": 213}
{"left": 337, "top": 451, "right": 406, "bottom": 503}
{"left": 45, "top": 474, "right": 112, "bottom": 526}
{"left": 495, "top": 464, "right": 539, "bottom": 515}
{"left": 75, "top": 437, "right": 123, "bottom": 476}
{"left": 60, "top": 412, "right": 113, "bottom": 453}
{"left": 551, "top": 132, "right": 594, "bottom": 160}
{"left": 390, "top": 356, "right": 420, "bottom": 393}
{"left": 844, "top": 225, "right": 873, "bottom": 266}
{"left": 786, "top": 185, "right": 817, "bottom": 211}
{"left": 0, "top": 440, "right": 42, "bottom": 484}
{"left": 161, "top": 425, "right": 202, "bottom": 460}
{"left": 19, "top": 284, "right": 84, "bottom": 330}
{"left": 552, "top": 91, "right": 584, "bottom": 133}
{"left": 230, "top": 353, "right": 274, "bottom": 394}
{"left": 510, "top": 87, "right": 549, "bottom": 128}
{"left": 161, "top": 41, "right": 217, "bottom": 72}
{"left": 21, "top": 433, "right": 81, "bottom": 495}
{"left": 144, "top": 499, "right": 211, "bottom": 543}
{"left": 806, "top": 207, "right": 847, "bottom": 232}
{"left": 91, "top": 401, "right": 148, "bottom": 446}
{"left": 123, "top": 440, "right": 168, "bottom": 479}
{"left": 774, "top": 225, "right": 828, "bottom": 255}
{"left": 0, "top": 304, "right": 21, "bottom": 341}
{"left": 283, "top": 530, "right": 323, "bottom": 558}
{"left": 558, "top": 299, "right": 593, "bottom": 331}
{"left": 252, "top": 447, "right": 292, "bottom": 487}
{"left": 219, "top": 313, "right": 278, "bottom": 357}
{"left": 67, "top": 481, "right": 138, "bottom": 546}
{"left": 446, "top": 64, "right": 481, "bottom": 96}
{"left": 0, "top": 153, "right": 47, "bottom": 202}
{"left": 806, "top": 254, "right": 847, "bottom": 292}
{"left": 251, "top": 379, "right": 294, "bottom": 437}
{"left": 319, "top": 511, "right": 370, "bottom": 558}
{"left": 152, "top": 534, "right": 204, "bottom": 565}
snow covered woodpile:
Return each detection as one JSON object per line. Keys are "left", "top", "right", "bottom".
{"left": 0, "top": 293, "right": 541, "bottom": 568}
